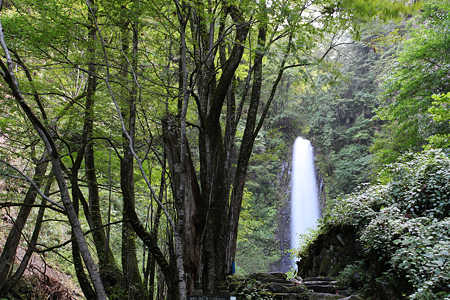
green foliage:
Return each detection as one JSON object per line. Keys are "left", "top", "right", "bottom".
{"left": 0, "top": 0, "right": 425, "bottom": 295}
{"left": 319, "top": 150, "right": 450, "bottom": 299}
{"left": 390, "top": 219, "right": 450, "bottom": 300}
{"left": 295, "top": 37, "right": 382, "bottom": 201}
{"left": 293, "top": 226, "right": 322, "bottom": 259}
{"left": 428, "top": 93, "right": 450, "bottom": 149}
{"left": 236, "top": 186, "right": 281, "bottom": 274}
{"left": 233, "top": 280, "right": 274, "bottom": 300}
{"left": 372, "top": 0, "right": 450, "bottom": 167}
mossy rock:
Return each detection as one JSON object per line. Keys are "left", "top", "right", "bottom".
{"left": 226, "top": 274, "right": 246, "bottom": 293}
{"left": 232, "top": 279, "right": 274, "bottom": 300}
{"left": 319, "top": 248, "right": 335, "bottom": 275}
{"left": 227, "top": 281, "right": 242, "bottom": 293}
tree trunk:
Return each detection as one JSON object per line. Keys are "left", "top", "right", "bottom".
{"left": 171, "top": 1, "right": 292, "bottom": 294}
{"left": 0, "top": 151, "right": 49, "bottom": 295}
{"left": 1, "top": 177, "right": 52, "bottom": 295}
{"left": 195, "top": 5, "right": 250, "bottom": 293}
{"left": 82, "top": 3, "right": 124, "bottom": 294}
{"left": 163, "top": 119, "right": 202, "bottom": 294}
{"left": 72, "top": 173, "right": 98, "bottom": 300}
{"left": 120, "top": 11, "right": 146, "bottom": 299}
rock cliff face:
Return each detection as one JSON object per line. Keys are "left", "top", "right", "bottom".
{"left": 270, "top": 160, "right": 292, "bottom": 273}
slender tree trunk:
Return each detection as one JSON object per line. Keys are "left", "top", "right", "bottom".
{"left": 147, "top": 204, "right": 162, "bottom": 300}
{"left": 83, "top": 1, "right": 180, "bottom": 297}
{"left": 226, "top": 18, "right": 267, "bottom": 271}
{"left": 146, "top": 160, "right": 165, "bottom": 300}
{"left": 173, "top": 1, "right": 191, "bottom": 297}
{"left": 1, "top": 177, "right": 53, "bottom": 295}
{"left": 84, "top": 4, "right": 123, "bottom": 292}
{"left": 120, "top": 11, "right": 146, "bottom": 299}
{"left": 0, "top": 151, "right": 49, "bottom": 295}
{"left": 72, "top": 169, "right": 98, "bottom": 300}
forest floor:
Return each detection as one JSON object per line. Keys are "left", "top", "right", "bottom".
{"left": 0, "top": 209, "right": 83, "bottom": 300}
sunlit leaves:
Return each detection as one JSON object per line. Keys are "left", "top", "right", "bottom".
{"left": 372, "top": 0, "right": 450, "bottom": 166}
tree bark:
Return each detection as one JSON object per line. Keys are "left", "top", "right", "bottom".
{"left": 163, "top": 119, "right": 202, "bottom": 294}
{"left": 196, "top": 4, "right": 250, "bottom": 293}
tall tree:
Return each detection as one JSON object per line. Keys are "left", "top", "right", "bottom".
{"left": 168, "top": 0, "right": 419, "bottom": 294}
{"left": 0, "top": 0, "right": 420, "bottom": 299}
{"left": 0, "top": 5, "right": 108, "bottom": 299}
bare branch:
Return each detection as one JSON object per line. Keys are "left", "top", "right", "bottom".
{"left": 0, "top": 159, "right": 65, "bottom": 211}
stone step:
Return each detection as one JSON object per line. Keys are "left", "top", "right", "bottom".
{"left": 304, "top": 284, "right": 337, "bottom": 294}
{"left": 308, "top": 293, "right": 361, "bottom": 300}
{"left": 267, "top": 282, "right": 306, "bottom": 293}
{"left": 303, "top": 280, "right": 338, "bottom": 286}
{"left": 273, "top": 293, "right": 301, "bottom": 299}
{"left": 304, "top": 277, "right": 335, "bottom": 282}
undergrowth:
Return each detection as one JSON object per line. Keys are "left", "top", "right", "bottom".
{"left": 299, "top": 150, "right": 450, "bottom": 299}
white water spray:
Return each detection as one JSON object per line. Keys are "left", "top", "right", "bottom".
{"left": 290, "top": 137, "right": 320, "bottom": 259}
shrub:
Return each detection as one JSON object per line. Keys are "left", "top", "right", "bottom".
{"left": 309, "top": 150, "right": 450, "bottom": 299}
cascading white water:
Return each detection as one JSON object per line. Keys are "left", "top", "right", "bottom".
{"left": 290, "top": 137, "right": 320, "bottom": 260}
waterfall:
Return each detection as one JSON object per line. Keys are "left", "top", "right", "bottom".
{"left": 290, "top": 137, "right": 320, "bottom": 262}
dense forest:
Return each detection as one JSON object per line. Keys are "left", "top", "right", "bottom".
{"left": 1, "top": 0, "right": 449, "bottom": 299}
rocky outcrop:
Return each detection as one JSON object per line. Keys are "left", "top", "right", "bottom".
{"left": 295, "top": 225, "right": 410, "bottom": 300}
{"left": 297, "top": 225, "right": 361, "bottom": 278}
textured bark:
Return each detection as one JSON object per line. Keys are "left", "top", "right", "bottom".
{"left": 163, "top": 119, "right": 202, "bottom": 294}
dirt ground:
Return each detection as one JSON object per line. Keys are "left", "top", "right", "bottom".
{"left": 0, "top": 210, "right": 84, "bottom": 300}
